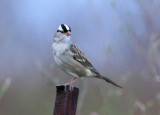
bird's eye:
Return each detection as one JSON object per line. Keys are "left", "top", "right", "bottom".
{"left": 57, "top": 30, "right": 64, "bottom": 33}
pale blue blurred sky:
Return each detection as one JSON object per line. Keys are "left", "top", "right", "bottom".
{"left": 0, "top": 0, "right": 158, "bottom": 78}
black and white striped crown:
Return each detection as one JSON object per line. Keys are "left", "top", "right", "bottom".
{"left": 57, "top": 24, "right": 71, "bottom": 33}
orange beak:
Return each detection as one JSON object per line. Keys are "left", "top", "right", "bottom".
{"left": 66, "top": 31, "right": 71, "bottom": 36}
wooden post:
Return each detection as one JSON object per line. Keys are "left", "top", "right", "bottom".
{"left": 53, "top": 85, "right": 79, "bottom": 115}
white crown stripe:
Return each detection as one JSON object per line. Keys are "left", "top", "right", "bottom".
{"left": 58, "top": 25, "right": 63, "bottom": 31}
{"left": 64, "top": 24, "right": 70, "bottom": 31}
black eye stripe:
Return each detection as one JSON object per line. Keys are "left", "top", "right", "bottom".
{"left": 57, "top": 30, "right": 64, "bottom": 33}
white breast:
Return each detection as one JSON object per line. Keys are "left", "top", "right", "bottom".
{"left": 52, "top": 42, "right": 68, "bottom": 56}
{"left": 52, "top": 42, "right": 66, "bottom": 65}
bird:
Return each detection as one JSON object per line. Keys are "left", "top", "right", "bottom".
{"left": 52, "top": 24, "right": 122, "bottom": 89}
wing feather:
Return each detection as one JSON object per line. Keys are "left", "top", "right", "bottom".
{"left": 70, "top": 44, "right": 99, "bottom": 74}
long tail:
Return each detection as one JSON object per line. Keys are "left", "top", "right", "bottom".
{"left": 99, "top": 76, "right": 122, "bottom": 88}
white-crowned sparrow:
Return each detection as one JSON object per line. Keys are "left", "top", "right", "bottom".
{"left": 52, "top": 24, "right": 122, "bottom": 88}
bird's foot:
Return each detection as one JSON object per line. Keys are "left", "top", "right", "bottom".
{"left": 63, "top": 82, "right": 74, "bottom": 92}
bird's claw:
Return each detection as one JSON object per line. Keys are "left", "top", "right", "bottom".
{"left": 63, "top": 82, "right": 74, "bottom": 92}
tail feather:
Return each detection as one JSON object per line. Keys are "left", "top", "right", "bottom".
{"left": 100, "top": 76, "right": 122, "bottom": 88}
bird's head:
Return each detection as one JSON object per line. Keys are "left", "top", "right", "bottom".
{"left": 57, "top": 24, "right": 71, "bottom": 36}
{"left": 54, "top": 24, "right": 72, "bottom": 43}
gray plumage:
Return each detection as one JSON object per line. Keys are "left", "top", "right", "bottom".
{"left": 52, "top": 24, "right": 122, "bottom": 88}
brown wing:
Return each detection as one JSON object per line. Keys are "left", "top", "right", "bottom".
{"left": 70, "top": 44, "right": 99, "bottom": 74}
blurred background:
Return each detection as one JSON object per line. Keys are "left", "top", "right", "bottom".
{"left": 0, "top": 0, "right": 160, "bottom": 115}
